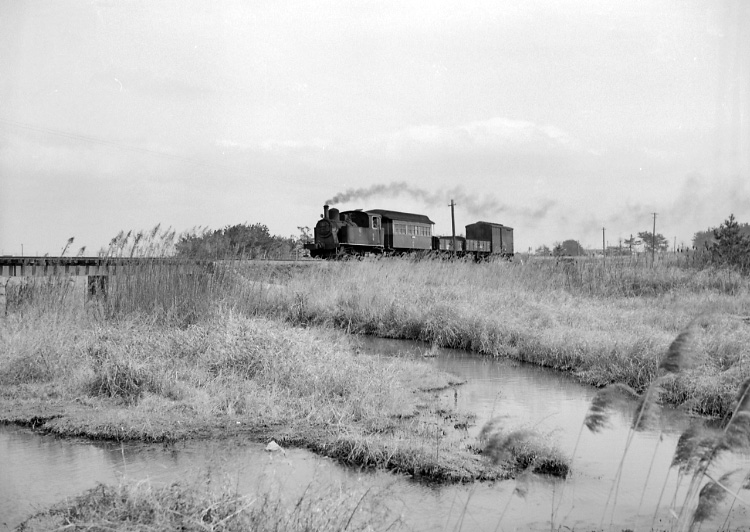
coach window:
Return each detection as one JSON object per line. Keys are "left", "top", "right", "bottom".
{"left": 372, "top": 217, "right": 379, "bottom": 229}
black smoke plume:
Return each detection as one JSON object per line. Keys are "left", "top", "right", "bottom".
{"left": 325, "top": 181, "right": 556, "bottom": 224}
{"left": 326, "top": 181, "right": 502, "bottom": 213}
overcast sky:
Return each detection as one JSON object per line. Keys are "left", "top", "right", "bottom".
{"left": 1, "top": 0, "right": 748, "bottom": 255}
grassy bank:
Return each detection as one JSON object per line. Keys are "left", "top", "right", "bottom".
{"left": 18, "top": 477, "right": 397, "bottom": 532}
{"left": 6, "top": 254, "right": 744, "bottom": 476}
{"left": 254, "top": 257, "right": 750, "bottom": 418}
{"left": 4, "top": 256, "right": 748, "bottom": 530}
{"left": 2, "top": 268, "right": 565, "bottom": 483}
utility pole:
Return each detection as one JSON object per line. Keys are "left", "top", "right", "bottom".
{"left": 651, "top": 212, "right": 658, "bottom": 264}
{"left": 449, "top": 199, "right": 457, "bottom": 257}
{"left": 602, "top": 227, "right": 606, "bottom": 263}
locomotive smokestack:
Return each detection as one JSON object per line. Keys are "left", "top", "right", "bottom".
{"left": 324, "top": 204, "right": 330, "bottom": 219}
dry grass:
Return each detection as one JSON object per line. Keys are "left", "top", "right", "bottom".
{"left": 4, "top": 254, "right": 750, "bottom": 529}
{"left": 18, "top": 477, "right": 396, "bottom": 532}
{"left": 479, "top": 417, "right": 570, "bottom": 478}
{"left": 1, "top": 284, "right": 497, "bottom": 481}
{"left": 570, "top": 325, "right": 750, "bottom": 532}
{"left": 254, "top": 258, "right": 750, "bottom": 419}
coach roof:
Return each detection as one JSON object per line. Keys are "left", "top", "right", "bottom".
{"left": 366, "top": 209, "right": 435, "bottom": 225}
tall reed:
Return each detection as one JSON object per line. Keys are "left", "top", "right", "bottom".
{"left": 571, "top": 320, "right": 750, "bottom": 530}
{"left": 592, "top": 322, "right": 699, "bottom": 527}
{"left": 676, "top": 376, "right": 750, "bottom": 530}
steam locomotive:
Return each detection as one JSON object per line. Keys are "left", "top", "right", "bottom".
{"left": 304, "top": 205, "right": 513, "bottom": 259}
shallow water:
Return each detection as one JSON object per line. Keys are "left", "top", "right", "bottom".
{"left": 2, "top": 337, "right": 749, "bottom": 531}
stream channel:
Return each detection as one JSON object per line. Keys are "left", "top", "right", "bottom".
{"left": 2, "top": 337, "right": 749, "bottom": 531}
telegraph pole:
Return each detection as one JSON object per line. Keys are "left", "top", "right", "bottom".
{"left": 602, "top": 227, "right": 606, "bottom": 264}
{"left": 651, "top": 212, "right": 657, "bottom": 264}
{"left": 449, "top": 200, "right": 457, "bottom": 257}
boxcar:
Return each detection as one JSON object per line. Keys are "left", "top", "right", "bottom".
{"left": 465, "top": 221, "right": 514, "bottom": 256}
{"left": 465, "top": 239, "right": 490, "bottom": 253}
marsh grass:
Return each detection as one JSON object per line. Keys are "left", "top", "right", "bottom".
{"left": 5, "top": 255, "right": 750, "bottom": 528}
{"left": 103, "top": 259, "right": 230, "bottom": 326}
{"left": 266, "top": 258, "right": 750, "bottom": 419}
{"left": 673, "top": 376, "right": 750, "bottom": 530}
{"left": 565, "top": 324, "right": 750, "bottom": 531}
{"left": 5, "top": 275, "right": 81, "bottom": 317}
{"left": 597, "top": 323, "right": 700, "bottom": 528}
{"left": 479, "top": 417, "right": 570, "bottom": 478}
{"left": 1, "top": 283, "right": 493, "bottom": 481}
{"left": 18, "top": 476, "right": 396, "bottom": 532}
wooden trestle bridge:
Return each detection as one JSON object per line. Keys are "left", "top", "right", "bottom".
{"left": 0, "top": 256, "right": 209, "bottom": 316}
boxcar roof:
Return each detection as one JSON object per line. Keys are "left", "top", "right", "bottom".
{"left": 468, "top": 221, "right": 514, "bottom": 230}
{"left": 366, "top": 209, "right": 434, "bottom": 225}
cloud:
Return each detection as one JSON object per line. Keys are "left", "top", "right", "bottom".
{"left": 215, "top": 138, "right": 330, "bottom": 152}
{"left": 363, "top": 117, "right": 584, "bottom": 159}
{"left": 217, "top": 116, "right": 583, "bottom": 164}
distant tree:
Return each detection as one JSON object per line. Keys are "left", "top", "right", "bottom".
{"left": 694, "top": 215, "right": 750, "bottom": 254}
{"left": 623, "top": 234, "right": 642, "bottom": 253}
{"left": 711, "top": 214, "right": 750, "bottom": 271}
{"left": 606, "top": 245, "right": 628, "bottom": 256}
{"left": 637, "top": 231, "right": 669, "bottom": 253}
{"left": 692, "top": 229, "right": 716, "bottom": 251}
{"left": 294, "top": 226, "right": 313, "bottom": 257}
{"left": 553, "top": 240, "right": 584, "bottom": 257}
{"left": 534, "top": 244, "right": 551, "bottom": 256}
{"left": 297, "top": 226, "right": 312, "bottom": 244}
{"left": 175, "top": 223, "right": 294, "bottom": 260}
{"left": 224, "top": 223, "right": 274, "bottom": 258}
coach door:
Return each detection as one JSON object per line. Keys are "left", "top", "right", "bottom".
{"left": 370, "top": 215, "right": 383, "bottom": 247}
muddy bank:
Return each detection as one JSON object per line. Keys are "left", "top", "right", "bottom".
{"left": 0, "top": 310, "right": 518, "bottom": 484}
{"left": 0, "top": 395, "right": 508, "bottom": 484}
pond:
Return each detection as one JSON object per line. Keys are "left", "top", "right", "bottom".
{"left": 2, "top": 337, "right": 748, "bottom": 531}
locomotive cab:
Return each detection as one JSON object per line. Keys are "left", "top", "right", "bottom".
{"left": 338, "top": 210, "right": 383, "bottom": 251}
{"left": 306, "top": 205, "right": 385, "bottom": 258}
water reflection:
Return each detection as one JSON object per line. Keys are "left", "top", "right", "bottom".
{"left": 0, "top": 428, "right": 374, "bottom": 531}
{"left": 2, "top": 337, "right": 749, "bottom": 531}
{"left": 358, "top": 337, "right": 750, "bottom": 530}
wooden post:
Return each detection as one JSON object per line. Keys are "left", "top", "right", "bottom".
{"left": 0, "top": 277, "right": 6, "bottom": 319}
{"left": 652, "top": 212, "right": 658, "bottom": 264}
{"left": 450, "top": 199, "right": 457, "bottom": 257}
